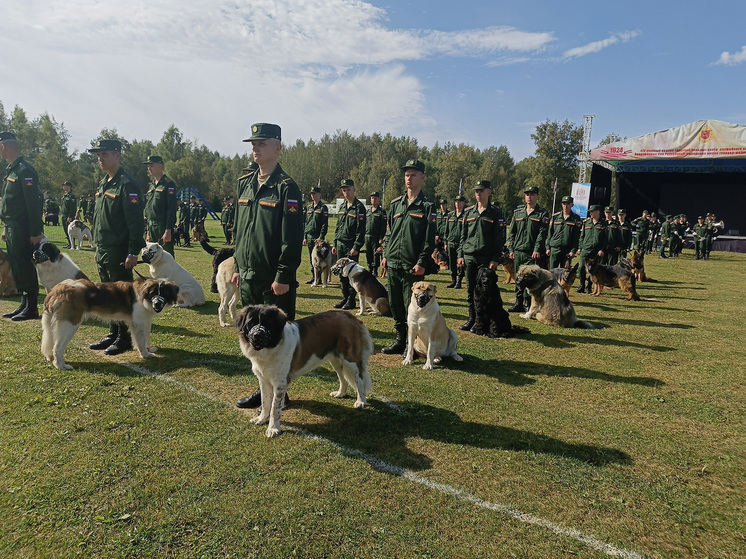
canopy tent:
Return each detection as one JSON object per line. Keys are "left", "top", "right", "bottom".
{"left": 589, "top": 120, "right": 746, "bottom": 240}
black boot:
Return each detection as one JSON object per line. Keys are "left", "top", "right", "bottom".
{"left": 507, "top": 297, "right": 524, "bottom": 312}
{"left": 105, "top": 323, "right": 133, "bottom": 355}
{"left": 381, "top": 325, "right": 408, "bottom": 354}
{"left": 523, "top": 296, "right": 531, "bottom": 312}
{"left": 236, "top": 388, "right": 262, "bottom": 408}
{"left": 446, "top": 275, "right": 457, "bottom": 288}
{"left": 3, "top": 295, "right": 27, "bottom": 319}
{"left": 333, "top": 294, "right": 348, "bottom": 309}
{"left": 11, "top": 296, "right": 39, "bottom": 321}
{"left": 460, "top": 306, "right": 475, "bottom": 331}
{"left": 90, "top": 322, "right": 118, "bottom": 350}
{"left": 342, "top": 293, "right": 357, "bottom": 310}
{"left": 455, "top": 275, "right": 464, "bottom": 289}
{"left": 576, "top": 282, "right": 586, "bottom": 294}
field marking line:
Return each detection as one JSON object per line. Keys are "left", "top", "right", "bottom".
{"left": 120, "top": 361, "right": 648, "bottom": 559}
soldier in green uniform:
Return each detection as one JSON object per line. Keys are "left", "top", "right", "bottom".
{"left": 603, "top": 206, "right": 622, "bottom": 265}
{"left": 231, "top": 123, "right": 304, "bottom": 409}
{"left": 192, "top": 197, "right": 208, "bottom": 241}
{"left": 546, "top": 195, "right": 581, "bottom": 269}
{"left": 332, "top": 179, "right": 366, "bottom": 310}
{"left": 303, "top": 185, "right": 329, "bottom": 284}
{"left": 177, "top": 197, "right": 191, "bottom": 247}
{"left": 674, "top": 214, "right": 688, "bottom": 257}
{"left": 0, "top": 132, "right": 43, "bottom": 321}
{"left": 693, "top": 215, "right": 707, "bottom": 259}
{"left": 445, "top": 194, "right": 466, "bottom": 289}
{"left": 380, "top": 159, "right": 436, "bottom": 354}
{"left": 88, "top": 139, "right": 146, "bottom": 354}
{"left": 658, "top": 215, "right": 673, "bottom": 259}
{"left": 364, "top": 190, "right": 386, "bottom": 276}
{"left": 60, "top": 181, "right": 77, "bottom": 248}
{"left": 43, "top": 194, "right": 59, "bottom": 223}
{"left": 617, "top": 209, "right": 633, "bottom": 259}
{"left": 143, "top": 155, "right": 178, "bottom": 257}
{"left": 457, "top": 180, "right": 506, "bottom": 331}
{"left": 577, "top": 205, "right": 607, "bottom": 293}
{"left": 221, "top": 196, "right": 235, "bottom": 245}
{"left": 507, "top": 186, "right": 550, "bottom": 312}
{"left": 436, "top": 198, "right": 449, "bottom": 243}
{"left": 647, "top": 214, "right": 660, "bottom": 254}
{"left": 704, "top": 213, "right": 720, "bottom": 259}
{"left": 631, "top": 210, "right": 650, "bottom": 252}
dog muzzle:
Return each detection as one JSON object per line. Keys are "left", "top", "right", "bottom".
{"left": 32, "top": 250, "right": 49, "bottom": 264}
{"left": 151, "top": 295, "right": 166, "bottom": 313}
{"left": 140, "top": 250, "right": 155, "bottom": 263}
{"left": 248, "top": 324, "right": 270, "bottom": 350}
{"left": 415, "top": 291, "right": 432, "bottom": 308}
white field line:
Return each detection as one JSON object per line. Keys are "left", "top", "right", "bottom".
{"left": 121, "top": 361, "right": 648, "bottom": 559}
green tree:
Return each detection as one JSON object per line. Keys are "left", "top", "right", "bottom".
{"left": 529, "top": 119, "right": 583, "bottom": 200}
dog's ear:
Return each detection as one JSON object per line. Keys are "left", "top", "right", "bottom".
{"left": 430, "top": 283, "right": 437, "bottom": 295}
{"left": 571, "top": 263, "right": 578, "bottom": 273}
{"left": 235, "top": 305, "right": 258, "bottom": 335}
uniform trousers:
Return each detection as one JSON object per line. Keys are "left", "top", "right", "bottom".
{"left": 4, "top": 226, "right": 38, "bottom": 298}
{"left": 240, "top": 277, "right": 297, "bottom": 321}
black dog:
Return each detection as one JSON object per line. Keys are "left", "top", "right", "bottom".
{"left": 200, "top": 238, "right": 235, "bottom": 294}
{"left": 44, "top": 212, "right": 59, "bottom": 226}
{"left": 472, "top": 267, "right": 529, "bottom": 338}
{"left": 172, "top": 223, "right": 186, "bottom": 247}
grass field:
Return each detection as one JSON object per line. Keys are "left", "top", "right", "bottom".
{"left": 1, "top": 221, "right": 744, "bottom": 558}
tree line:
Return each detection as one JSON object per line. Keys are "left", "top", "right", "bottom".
{"left": 1, "top": 100, "right": 588, "bottom": 213}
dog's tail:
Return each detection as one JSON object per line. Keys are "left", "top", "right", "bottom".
{"left": 199, "top": 238, "right": 217, "bottom": 255}
{"left": 573, "top": 320, "right": 594, "bottom": 329}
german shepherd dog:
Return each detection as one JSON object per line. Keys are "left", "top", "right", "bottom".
{"left": 585, "top": 257, "right": 640, "bottom": 301}
{"left": 550, "top": 261, "right": 578, "bottom": 297}
{"left": 432, "top": 238, "right": 448, "bottom": 270}
{"left": 630, "top": 250, "right": 656, "bottom": 283}
{"left": 516, "top": 265, "right": 593, "bottom": 328}
{"left": 497, "top": 246, "right": 515, "bottom": 284}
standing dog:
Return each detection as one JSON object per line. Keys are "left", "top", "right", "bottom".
{"left": 403, "top": 281, "right": 463, "bottom": 370}
{"left": 472, "top": 267, "right": 529, "bottom": 338}
{"left": 199, "top": 238, "right": 235, "bottom": 294}
{"left": 585, "top": 257, "right": 640, "bottom": 301}
{"left": 67, "top": 219, "right": 95, "bottom": 249}
{"left": 497, "top": 246, "right": 515, "bottom": 284}
{"left": 0, "top": 248, "right": 19, "bottom": 296}
{"left": 32, "top": 237, "right": 89, "bottom": 291}
{"left": 311, "top": 239, "right": 333, "bottom": 287}
{"left": 216, "top": 256, "right": 239, "bottom": 327}
{"left": 516, "top": 264, "right": 593, "bottom": 328}
{"left": 236, "top": 305, "right": 373, "bottom": 438}
{"left": 141, "top": 242, "right": 205, "bottom": 307}
{"left": 331, "top": 257, "right": 390, "bottom": 316}
{"left": 41, "top": 277, "right": 179, "bottom": 370}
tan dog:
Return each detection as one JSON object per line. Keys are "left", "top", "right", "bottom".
{"left": 516, "top": 264, "right": 593, "bottom": 328}
{"left": 0, "top": 248, "right": 18, "bottom": 296}
{"left": 216, "top": 257, "right": 239, "bottom": 327}
{"left": 403, "top": 281, "right": 463, "bottom": 370}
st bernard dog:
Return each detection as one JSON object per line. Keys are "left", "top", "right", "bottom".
{"left": 236, "top": 305, "right": 373, "bottom": 438}
{"left": 67, "top": 219, "right": 95, "bottom": 249}
{"left": 32, "top": 237, "right": 89, "bottom": 291}
{"left": 41, "top": 277, "right": 179, "bottom": 370}
{"left": 403, "top": 281, "right": 463, "bottom": 370}
{"left": 331, "top": 257, "right": 390, "bottom": 316}
{"left": 140, "top": 242, "right": 205, "bottom": 307}
{"left": 216, "top": 256, "right": 239, "bottom": 327}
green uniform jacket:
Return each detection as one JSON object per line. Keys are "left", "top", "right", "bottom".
{"left": 458, "top": 203, "right": 506, "bottom": 262}
{"left": 1, "top": 157, "right": 43, "bottom": 236}
{"left": 335, "top": 198, "right": 366, "bottom": 254}
{"left": 383, "top": 191, "right": 436, "bottom": 270}
{"left": 693, "top": 223, "right": 707, "bottom": 240}
{"left": 92, "top": 167, "right": 145, "bottom": 256}
{"left": 192, "top": 204, "right": 208, "bottom": 224}
{"left": 178, "top": 203, "right": 190, "bottom": 226}
{"left": 619, "top": 220, "right": 633, "bottom": 249}
{"left": 445, "top": 211, "right": 465, "bottom": 247}
{"left": 507, "top": 204, "right": 550, "bottom": 254}
{"left": 233, "top": 164, "right": 304, "bottom": 284}
{"left": 604, "top": 218, "right": 623, "bottom": 250}
{"left": 436, "top": 209, "right": 450, "bottom": 238}
{"left": 221, "top": 203, "right": 235, "bottom": 226}
{"left": 659, "top": 220, "right": 672, "bottom": 241}
{"left": 547, "top": 211, "right": 582, "bottom": 252}
{"left": 60, "top": 192, "right": 77, "bottom": 221}
{"left": 144, "top": 175, "right": 178, "bottom": 230}
{"left": 365, "top": 205, "right": 387, "bottom": 243}
{"left": 578, "top": 217, "right": 608, "bottom": 254}
{"left": 304, "top": 200, "right": 329, "bottom": 240}
{"left": 632, "top": 216, "right": 650, "bottom": 239}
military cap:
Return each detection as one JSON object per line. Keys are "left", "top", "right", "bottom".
{"left": 588, "top": 204, "right": 602, "bottom": 212}
{"left": 144, "top": 155, "right": 164, "bottom": 164}
{"left": 370, "top": 191, "right": 381, "bottom": 198}
{"left": 189, "top": 195, "right": 197, "bottom": 200}
{"left": 0, "top": 131, "right": 17, "bottom": 142}
{"left": 665, "top": 214, "right": 672, "bottom": 219}
{"left": 706, "top": 212, "right": 712, "bottom": 217}
{"left": 561, "top": 195, "right": 573, "bottom": 203}
{"left": 310, "top": 186, "right": 322, "bottom": 194}
{"left": 401, "top": 159, "right": 425, "bottom": 173}
{"left": 617, "top": 208, "right": 626, "bottom": 215}
{"left": 439, "top": 198, "right": 448, "bottom": 204}
{"left": 243, "top": 123, "right": 281, "bottom": 142}
{"left": 642, "top": 209, "right": 649, "bottom": 215}
{"left": 697, "top": 215, "right": 704, "bottom": 220}
{"left": 711, "top": 213, "right": 717, "bottom": 218}
{"left": 524, "top": 186, "right": 539, "bottom": 194}
{"left": 62, "top": 181, "right": 74, "bottom": 188}
{"left": 340, "top": 179, "right": 355, "bottom": 188}
{"left": 88, "top": 139, "right": 122, "bottom": 153}
{"left": 474, "top": 180, "right": 491, "bottom": 190}
{"left": 604, "top": 206, "right": 615, "bottom": 213}
{"left": 454, "top": 195, "right": 466, "bottom": 202}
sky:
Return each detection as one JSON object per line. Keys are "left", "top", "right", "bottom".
{"left": 2, "top": 0, "right": 745, "bottom": 163}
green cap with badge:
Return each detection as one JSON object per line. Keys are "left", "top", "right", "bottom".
{"left": 144, "top": 155, "right": 164, "bottom": 164}
{"left": 561, "top": 195, "right": 573, "bottom": 203}
{"left": 310, "top": 186, "right": 321, "bottom": 194}
{"left": 0, "top": 131, "right": 17, "bottom": 142}
{"left": 604, "top": 206, "right": 614, "bottom": 213}
{"left": 588, "top": 204, "right": 602, "bottom": 212}
{"left": 454, "top": 195, "right": 466, "bottom": 202}
{"left": 243, "top": 123, "right": 281, "bottom": 142}
{"left": 524, "top": 186, "right": 539, "bottom": 194}
{"left": 88, "top": 139, "right": 122, "bottom": 153}
{"left": 401, "top": 159, "right": 425, "bottom": 173}
{"left": 474, "top": 180, "right": 491, "bottom": 190}
{"left": 370, "top": 191, "right": 381, "bottom": 198}
{"left": 340, "top": 179, "right": 355, "bottom": 188}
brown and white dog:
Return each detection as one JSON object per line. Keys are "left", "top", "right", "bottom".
{"left": 236, "top": 305, "right": 373, "bottom": 438}
{"left": 403, "top": 281, "right": 463, "bottom": 370}
{"left": 67, "top": 219, "right": 95, "bottom": 250}
{"left": 32, "top": 237, "right": 89, "bottom": 291}
{"left": 331, "top": 257, "right": 390, "bottom": 316}
{"left": 41, "top": 277, "right": 179, "bottom": 370}
{"left": 216, "top": 256, "right": 239, "bottom": 327}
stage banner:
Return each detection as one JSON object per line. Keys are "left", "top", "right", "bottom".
{"left": 571, "top": 183, "right": 591, "bottom": 217}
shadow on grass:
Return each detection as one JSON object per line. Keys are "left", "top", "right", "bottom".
{"left": 599, "top": 317, "right": 696, "bottom": 328}
{"left": 288, "top": 398, "right": 632, "bottom": 471}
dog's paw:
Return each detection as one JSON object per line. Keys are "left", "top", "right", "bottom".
{"left": 433, "top": 356, "right": 442, "bottom": 364}
{"left": 251, "top": 415, "right": 269, "bottom": 425}
{"left": 353, "top": 400, "right": 366, "bottom": 409}
{"left": 519, "top": 312, "right": 530, "bottom": 319}
{"left": 265, "top": 427, "right": 281, "bottom": 438}
{"left": 330, "top": 390, "right": 346, "bottom": 399}
{"left": 147, "top": 346, "right": 159, "bottom": 353}
{"left": 451, "top": 353, "right": 464, "bottom": 362}
{"left": 422, "top": 362, "right": 434, "bottom": 370}
{"left": 142, "top": 351, "right": 156, "bottom": 359}
{"left": 402, "top": 357, "right": 413, "bottom": 366}
{"left": 55, "top": 361, "right": 74, "bottom": 371}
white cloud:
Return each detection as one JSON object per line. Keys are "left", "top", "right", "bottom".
{"left": 712, "top": 46, "right": 746, "bottom": 66}
{"left": 562, "top": 30, "right": 641, "bottom": 60}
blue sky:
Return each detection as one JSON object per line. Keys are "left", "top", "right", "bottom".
{"left": 1, "top": 0, "right": 744, "bottom": 162}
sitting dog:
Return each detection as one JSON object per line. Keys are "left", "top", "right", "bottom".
{"left": 140, "top": 242, "right": 205, "bottom": 307}
{"left": 199, "top": 238, "right": 235, "bottom": 294}
{"left": 0, "top": 248, "right": 19, "bottom": 296}
{"left": 403, "top": 281, "right": 463, "bottom": 369}
{"left": 236, "top": 305, "right": 373, "bottom": 438}
{"left": 41, "top": 277, "right": 179, "bottom": 370}
{"left": 44, "top": 212, "right": 59, "bottom": 227}
{"left": 516, "top": 264, "right": 593, "bottom": 328}
{"left": 550, "top": 262, "right": 578, "bottom": 297}
{"left": 432, "top": 238, "right": 448, "bottom": 270}
{"left": 331, "top": 257, "right": 390, "bottom": 316}
{"left": 216, "top": 257, "right": 239, "bottom": 327}
{"left": 630, "top": 250, "right": 656, "bottom": 283}
{"left": 376, "top": 247, "right": 387, "bottom": 278}
{"left": 67, "top": 219, "right": 95, "bottom": 249}
{"left": 311, "top": 239, "right": 333, "bottom": 287}
{"left": 497, "top": 246, "right": 515, "bottom": 284}
{"left": 32, "top": 237, "right": 89, "bottom": 291}
{"left": 473, "top": 267, "right": 529, "bottom": 338}
{"left": 585, "top": 257, "right": 640, "bottom": 301}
